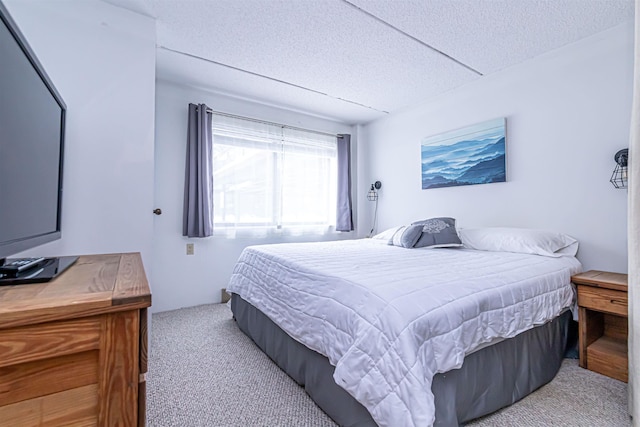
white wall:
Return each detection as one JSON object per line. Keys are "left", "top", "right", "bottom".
{"left": 153, "top": 80, "right": 357, "bottom": 312}
{"left": 358, "top": 23, "right": 634, "bottom": 273}
{"left": 5, "top": 1, "right": 157, "bottom": 272}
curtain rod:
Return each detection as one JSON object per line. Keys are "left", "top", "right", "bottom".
{"left": 197, "top": 106, "right": 344, "bottom": 139}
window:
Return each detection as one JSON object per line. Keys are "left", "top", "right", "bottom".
{"left": 212, "top": 114, "right": 337, "bottom": 236}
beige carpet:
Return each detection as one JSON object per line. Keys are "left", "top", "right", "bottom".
{"left": 147, "top": 304, "right": 630, "bottom": 426}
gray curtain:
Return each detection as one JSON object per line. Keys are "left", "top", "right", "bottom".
{"left": 183, "top": 103, "right": 213, "bottom": 238}
{"left": 336, "top": 134, "right": 353, "bottom": 231}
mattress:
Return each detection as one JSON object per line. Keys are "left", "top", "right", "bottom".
{"left": 226, "top": 239, "right": 582, "bottom": 427}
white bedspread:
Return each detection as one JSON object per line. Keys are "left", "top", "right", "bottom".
{"left": 226, "top": 239, "right": 582, "bottom": 427}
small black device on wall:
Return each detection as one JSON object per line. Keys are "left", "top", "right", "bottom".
{"left": 610, "top": 148, "right": 628, "bottom": 189}
{"left": 367, "top": 181, "right": 382, "bottom": 236}
{"left": 367, "top": 181, "right": 382, "bottom": 201}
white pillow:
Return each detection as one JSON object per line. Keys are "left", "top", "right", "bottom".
{"left": 371, "top": 226, "right": 401, "bottom": 244}
{"left": 458, "top": 227, "right": 579, "bottom": 257}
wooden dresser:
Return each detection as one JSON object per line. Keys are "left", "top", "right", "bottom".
{"left": 0, "top": 253, "right": 151, "bottom": 426}
{"left": 572, "top": 270, "right": 627, "bottom": 382}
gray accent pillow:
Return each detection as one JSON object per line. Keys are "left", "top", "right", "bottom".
{"left": 411, "top": 217, "right": 463, "bottom": 248}
{"left": 390, "top": 225, "right": 423, "bottom": 248}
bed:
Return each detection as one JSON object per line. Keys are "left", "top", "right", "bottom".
{"left": 226, "top": 228, "right": 582, "bottom": 427}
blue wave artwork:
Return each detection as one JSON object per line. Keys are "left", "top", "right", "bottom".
{"left": 421, "top": 118, "right": 506, "bottom": 190}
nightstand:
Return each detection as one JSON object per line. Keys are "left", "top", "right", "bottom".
{"left": 572, "top": 270, "right": 628, "bottom": 382}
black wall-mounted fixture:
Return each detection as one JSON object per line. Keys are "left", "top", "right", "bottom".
{"left": 367, "top": 181, "right": 382, "bottom": 201}
{"left": 367, "top": 181, "right": 382, "bottom": 237}
{"left": 610, "top": 149, "right": 628, "bottom": 189}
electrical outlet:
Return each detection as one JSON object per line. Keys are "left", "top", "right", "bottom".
{"left": 186, "top": 243, "right": 194, "bottom": 255}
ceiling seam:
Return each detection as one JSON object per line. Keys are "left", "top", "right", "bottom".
{"left": 340, "top": 0, "right": 483, "bottom": 77}
{"left": 158, "top": 46, "right": 390, "bottom": 115}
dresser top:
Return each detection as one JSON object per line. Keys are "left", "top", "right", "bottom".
{"left": 571, "top": 270, "right": 628, "bottom": 292}
{"left": 0, "top": 253, "right": 151, "bottom": 329}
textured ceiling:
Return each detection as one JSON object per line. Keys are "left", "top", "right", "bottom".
{"left": 103, "top": 0, "right": 634, "bottom": 124}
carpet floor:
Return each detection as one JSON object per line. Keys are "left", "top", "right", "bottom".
{"left": 147, "top": 304, "right": 630, "bottom": 427}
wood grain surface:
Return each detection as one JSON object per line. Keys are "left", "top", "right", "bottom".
{"left": 0, "top": 384, "right": 98, "bottom": 427}
{"left": 98, "top": 310, "right": 139, "bottom": 426}
{"left": 577, "top": 286, "right": 628, "bottom": 316}
{"left": 0, "top": 350, "right": 98, "bottom": 406}
{"left": 0, "top": 317, "right": 102, "bottom": 368}
{"left": 0, "top": 253, "right": 151, "bottom": 426}
{"left": 112, "top": 253, "right": 152, "bottom": 306}
{"left": 587, "top": 336, "right": 628, "bottom": 382}
{"left": 572, "top": 270, "right": 628, "bottom": 292}
{"left": 0, "top": 253, "right": 151, "bottom": 329}
{"left": 576, "top": 270, "right": 628, "bottom": 382}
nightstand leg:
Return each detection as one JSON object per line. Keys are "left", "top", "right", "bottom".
{"left": 578, "top": 307, "right": 587, "bottom": 368}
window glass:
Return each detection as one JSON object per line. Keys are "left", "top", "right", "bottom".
{"left": 212, "top": 114, "right": 337, "bottom": 236}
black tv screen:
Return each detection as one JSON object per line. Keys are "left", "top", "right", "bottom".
{"left": 0, "top": 2, "right": 66, "bottom": 261}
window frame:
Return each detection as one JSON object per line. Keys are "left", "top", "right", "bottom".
{"left": 211, "top": 114, "right": 339, "bottom": 236}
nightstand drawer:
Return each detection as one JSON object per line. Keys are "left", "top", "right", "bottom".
{"left": 578, "top": 286, "right": 627, "bottom": 316}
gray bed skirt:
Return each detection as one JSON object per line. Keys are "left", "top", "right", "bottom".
{"left": 231, "top": 295, "right": 570, "bottom": 427}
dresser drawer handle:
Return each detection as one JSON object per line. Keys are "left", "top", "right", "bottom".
{"left": 610, "top": 299, "right": 626, "bottom": 305}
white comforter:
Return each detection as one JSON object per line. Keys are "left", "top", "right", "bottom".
{"left": 226, "top": 239, "right": 582, "bottom": 427}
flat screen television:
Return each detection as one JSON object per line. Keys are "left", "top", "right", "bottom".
{"left": 0, "top": 2, "right": 76, "bottom": 284}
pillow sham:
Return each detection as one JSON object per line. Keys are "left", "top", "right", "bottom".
{"left": 371, "top": 226, "right": 402, "bottom": 244}
{"left": 411, "top": 217, "right": 463, "bottom": 248}
{"left": 390, "top": 225, "right": 423, "bottom": 248}
{"left": 458, "top": 227, "right": 578, "bottom": 257}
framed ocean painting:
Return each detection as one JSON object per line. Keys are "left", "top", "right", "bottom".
{"left": 421, "top": 118, "right": 506, "bottom": 189}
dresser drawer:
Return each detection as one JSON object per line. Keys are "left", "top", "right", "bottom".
{"left": 578, "top": 286, "right": 627, "bottom": 316}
